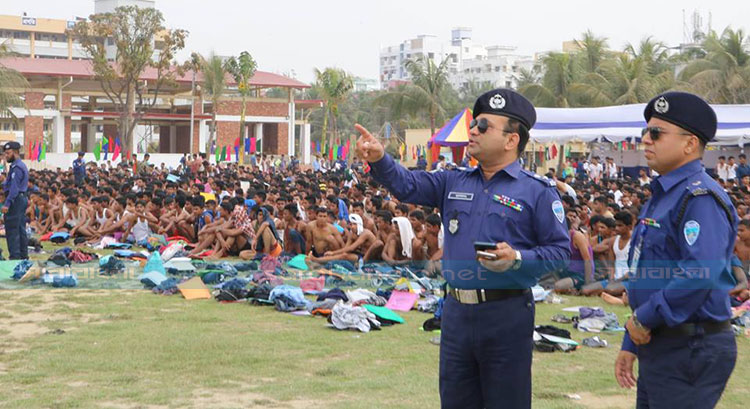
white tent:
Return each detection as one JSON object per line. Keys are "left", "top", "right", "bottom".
{"left": 531, "top": 104, "right": 750, "bottom": 146}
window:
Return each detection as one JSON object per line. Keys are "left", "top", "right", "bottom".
{"left": 43, "top": 123, "right": 49, "bottom": 132}
{"left": 428, "top": 52, "right": 434, "bottom": 59}
{"left": 13, "top": 31, "right": 30, "bottom": 39}
{"left": 12, "top": 123, "right": 19, "bottom": 131}
{"left": 2, "top": 123, "right": 9, "bottom": 131}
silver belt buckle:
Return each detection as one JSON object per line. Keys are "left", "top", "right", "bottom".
{"left": 456, "top": 289, "right": 479, "bottom": 304}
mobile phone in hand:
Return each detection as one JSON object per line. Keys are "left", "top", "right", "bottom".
{"left": 476, "top": 250, "right": 498, "bottom": 260}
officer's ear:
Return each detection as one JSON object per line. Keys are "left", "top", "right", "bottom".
{"left": 684, "top": 134, "right": 703, "bottom": 156}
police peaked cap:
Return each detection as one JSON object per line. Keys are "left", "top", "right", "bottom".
{"left": 472, "top": 88, "right": 537, "bottom": 130}
{"left": 3, "top": 141, "right": 21, "bottom": 151}
{"left": 644, "top": 91, "right": 717, "bottom": 143}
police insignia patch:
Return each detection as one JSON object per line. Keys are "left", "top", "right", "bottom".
{"left": 449, "top": 218, "right": 459, "bottom": 234}
{"left": 684, "top": 220, "right": 700, "bottom": 246}
{"left": 489, "top": 94, "right": 506, "bottom": 110}
{"left": 552, "top": 200, "right": 564, "bottom": 223}
{"left": 654, "top": 96, "right": 669, "bottom": 114}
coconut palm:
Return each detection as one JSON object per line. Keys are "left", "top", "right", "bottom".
{"left": 313, "top": 67, "right": 353, "bottom": 150}
{"left": 599, "top": 53, "right": 674, "bottom": 104}
{"left": 625, "top": 37, "right": 671, "bottom": 75}
{"left": 679, "top": 28, "right": 750, "bottom": 103}
{"left": 519, "top": 52, "right": 610, "bottom": 107}
{"left": 376, "top": 56, "right": 451, "bottom": 136}
{"left": 0, "top": 42, "right": 28, "bottom": 117}
{"left": 225, "top": 51, "right": 257, "bottom": 160}
{"left": 577, "top": 30, "right": 610, "bottom": 73}
{"left": 200, "top": 53, "right": 227, "bottom": 153}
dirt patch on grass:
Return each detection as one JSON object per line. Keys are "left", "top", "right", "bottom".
{"left": 186, "top": 388, "right": 318, "bottom": 409}
{"left": 576, "top": 391, "right": 635, "bottom": 408}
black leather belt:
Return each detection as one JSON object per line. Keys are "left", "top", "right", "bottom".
{"left": 447, "top": 286, "right": 527, "bottom": 304}
{"left": 652, "top": 320, "right": 731, "bottom": 337}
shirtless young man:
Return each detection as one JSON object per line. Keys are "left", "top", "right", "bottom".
{"left": 308, "top": 214, "right": 379, "bottom": 264}
{"left": 351, "top": 201, "right": 376, "bottom": 233}
{"left": 52, "top": 196, "right": 93, "bottom": 237}
{"left": 279, "top": 203, "right": 307, "bottom": 255}
{"left": 383, "top": 216, "right": 425, "bottom": 265}
{"left": 734, "top": 219, "right": 750, "bottom": 272}
{"left": 305, "top": 206, "right": 344, "bottom": 259}
{"left": 423, "top": 213, "right": 443, "bottom": 277}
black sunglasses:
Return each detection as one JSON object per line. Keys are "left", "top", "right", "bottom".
{"left": 641, "top": 126, "right": 692, "bottom": 141}
{"left": 470, "top": 118, "right": 515, "bottom": 135}
{"left": 470, "top": 118, "right": 489, "bottom": 134}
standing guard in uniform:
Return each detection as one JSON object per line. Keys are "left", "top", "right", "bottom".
{"left": 73, "top": 151, "right": 86, "bottom": 186}
{"left": 2, "top": 141, "right": 29, "bottom": 260}
{"left": 355, "top": 89, "right": 570, "bottom": 408}
{"left": 614, "top": 92, "right": 737, "bottom": 408}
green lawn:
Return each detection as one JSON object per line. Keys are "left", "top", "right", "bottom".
{"left": 0, "top": 241, "right": 748, "bottom": 408}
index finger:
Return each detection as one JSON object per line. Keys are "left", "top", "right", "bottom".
{"left": 354, "top": 124, "right": 374, "bottom": 139}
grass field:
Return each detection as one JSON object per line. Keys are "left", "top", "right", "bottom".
{"left": 0, "top": 242, "right": 748, "bottom": 408}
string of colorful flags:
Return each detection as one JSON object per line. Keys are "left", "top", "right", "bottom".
{"left": 397, "top": 143, "right": 427, "bottom": 162}
{"left": 91, "top": 136, "right": 124, "bottom": 162}
{"left": 27, "top": 140, "right": 47, "bottom": 162}
{"left": 310, "top": 138, "right": 353, "bottom": 161}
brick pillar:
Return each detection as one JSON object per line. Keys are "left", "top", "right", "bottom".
{"left": 191, "top": 98, "right": 203, "bottom": 153}
{"left": 215, "top": 100, "right": 240, "bottom": 157}
{"left": 103, "top": 124, "right": 117, "bottom": 140}
{"left": 62, "top": 94, "right": 72, "bottom": 152}
{"left": 80, "top": 121, "right": 88, "bottom": 152}
{"left": 24, "top": 92, "right": 45, "bottom": 155}
{"left": 277, "top": 123, "right": 289, "bottom": 155}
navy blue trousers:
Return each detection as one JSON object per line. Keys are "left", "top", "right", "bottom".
{"left": 5, "top": 194, "right": 28, "bottom": 260}
{"left": 439, "top": 291, "right": 535, "bottom": 409}
{"left": 636, "top": 329, "right": 736, "bottom": 409}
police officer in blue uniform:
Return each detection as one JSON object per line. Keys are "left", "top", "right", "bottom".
{"left": 73, "top": 151, "right": 85, "bottom": 186}
{"left": 355, "top": 89, "right": 570, "bottom": 408}
{"left": 615, "top": 92, "right": 737, "bottom": 408}
{"left": 2, "top": 141, "right": 29, "bottom": 260}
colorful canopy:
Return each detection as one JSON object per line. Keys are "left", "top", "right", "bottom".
{"left": 428, "top": 108, "right": 472, "bottom": 147}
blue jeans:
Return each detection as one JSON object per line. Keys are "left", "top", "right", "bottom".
{"left": 439, "top": 291, "right": 535, "bottom": 409}
{"left": 637, "top": 329, "right": 736, "bottom": 408}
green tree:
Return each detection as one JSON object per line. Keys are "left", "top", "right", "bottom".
{"left": 577, "top": 30, "right": 610, "bottom": 73}
{"left": 224, "top": 51, "right": 257, "bottom": 161}
{"left": 200, "top": 53, "right": 227, "bottom": 153}
{"left": 71, "top": 5, "right": 188, "bottom": 153}
{"left": 680, "top": 28, "right": 750, "bottom": 103}
{"left": 625, "top": 37, "right": 671, "bottom": 75}
{"left": 313, "top": 67, "right": 353, "bottom": 150}
{"left": 519, "top": 52, "right": 609, "bottom": 107}
{"left": 0, "top": 43, "right": 28, "bottom": 117}
{"left": 377, "top": 56, "right": 451, "bottom": 136}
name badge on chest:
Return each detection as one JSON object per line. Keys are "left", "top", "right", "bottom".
{"left": 448, "top": 191, "right": 474, "bottom": 201}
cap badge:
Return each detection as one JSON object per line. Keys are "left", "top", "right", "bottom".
{"left": 654, "top": 96, "right": 669, "bottom": 114}
{"left": 489, "top": 94, "right": 506, "bottom": 110}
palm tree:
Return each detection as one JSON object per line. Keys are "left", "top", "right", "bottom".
{"left": 313, "top": 67, "right": 353, "bottom": 150}
{"left": 599, "top": 53, "right": 674, "bottom": 104}
{"left": 679, "top": 28, "right": 750, "bottom": 103}
{"left": 200, "top": 53, "right": 227, "bottom": 153}
{"left": 625, "top": 37, "right": 671, "bottom": 75}
{"left": 519, "top": 52, "right": 610, "bottom": 107}
{"left": 225, "top": 51, "right": 257, "bottom": 161}
{"left": 0, "top": 42, "right": 28, "bottom": 117}
{"left": 376, "top": 56, "right": 450, "bottom": 136}
{"left": 577, "top": 30, "right": 609, "bottom": 73}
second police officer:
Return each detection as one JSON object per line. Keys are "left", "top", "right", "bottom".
{"left": 614, "top": 92, "right": 737, "bottom": 408}
{"left": 355, "top": 89, "right": 570, "bottom": 409}
{"left": 2, "top": 141, "right": 29, "bottom": 260}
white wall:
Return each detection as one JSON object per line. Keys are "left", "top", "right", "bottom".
{"left": 32, "top": 153, "right": 187, "bottom": 171}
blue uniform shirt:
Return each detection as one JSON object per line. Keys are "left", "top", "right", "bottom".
{"left": 622, "top": 159, "right": 737, "bottom": 353}
{"left": 73, "top": 158, "right": 85, "bottom": 178}
{"left": 370, "top": 154, "right": 570, "bottom": 289}
{"left": 3, "top": 158, "right": 28, "bottom": 208}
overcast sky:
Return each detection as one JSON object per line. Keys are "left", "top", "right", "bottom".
{"left": 7, "top": 0, "right": 750, "bottom": 83}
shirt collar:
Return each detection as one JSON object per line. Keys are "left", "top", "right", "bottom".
{"left": 654, "top": 159, "right": 702, "bottom": 193}
{"left": 471, "top": 160, "right": 521, "bottom": 180}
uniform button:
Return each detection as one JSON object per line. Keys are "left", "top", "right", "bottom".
{"left": 484, "top": 189, "right": 488, "bottom": 194}
{"left": 526, "top": 302, "right": 532, "bottom": 308}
